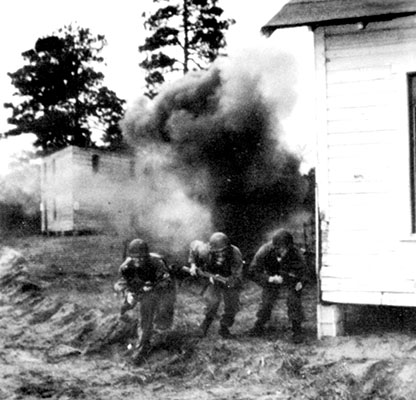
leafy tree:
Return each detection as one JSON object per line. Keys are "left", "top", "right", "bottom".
{"left": 3, "top": 24, "right": 126, "bottom": 153}
{"left": 139, "top": 0, "right": 234, "bottom": 98}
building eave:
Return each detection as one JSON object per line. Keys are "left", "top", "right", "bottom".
{"left": 261, "top": 0, "right": 416, "bottom": 36}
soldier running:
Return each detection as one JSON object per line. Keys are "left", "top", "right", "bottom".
{"left": 188, "top": 232, "right": 243, "bottom": 338}
{"left": 113, "top": 238, "right": 176, "bottom": 360}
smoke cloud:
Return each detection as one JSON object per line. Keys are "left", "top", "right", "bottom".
{"left": 71, "top": 146, "right": 213, "bottom": 256}
{"left": 0, "top": 161, "right": 40, "bottom": 235}
{"left": 121, "top": 47, "right": 308, "bottom": 256}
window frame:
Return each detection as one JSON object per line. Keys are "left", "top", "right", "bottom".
{"left": 92, "top": 154, "right": 100, "bottom": 173}
{"left": 407, "top": 72, "right": 416, "bottom": 233}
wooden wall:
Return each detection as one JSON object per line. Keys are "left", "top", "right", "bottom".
{"left": 41, "top": 146, "right": 135, "bottom": 234}
{"left": 316, "top": 16, "right": 416, "bottom": 306}
{"left": 41, "top": 147, "right": 74, "bottom": 233}
{"left": 71, "top": 147, "right": 134, "bottom": 233}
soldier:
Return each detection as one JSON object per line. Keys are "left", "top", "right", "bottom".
{"left": 114, "top": 238, "right": 175, "bottom": 360}
{"left": 247, "top": 228, "right": 306, "bottom": 343}
{"left": 188, "top": 232, "right": 243, "bottom": 338}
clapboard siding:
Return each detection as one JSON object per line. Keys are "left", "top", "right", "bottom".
{"left": 327, "top": 66, "right": 393, "bottom": 85}
{"left": 316, "top": 15, "right": 416, "bottom": 306}
{"left": 327, "top": 42, "right": 416, "bottom": 61}
{"left": 321, "top": 277, "right": 416, "bottom": 293}
{"left": 322, "top": 291, "right": 416, "bottom": 307}
{"left": 327, "top": 79, "right": 396, "bottom": 96}
{"left": 325, "top": 16, "right": 416, "bottom": 37}
{"left": 327, "top": 105, "right": 392, "bottom": 122}
{"left": 326, "top": 26, "right": 416, "bottom": 49}
{"left": 327, "top": 131, "right": 395, "bottom": 147}
{"left": 328, "top": 117, "right": 397, "bottom": 133}
{"left": 328, "top": 141, "right": 391, "bottom": 158}
{"left": 327, "top": 158, "right": 393, "bottom": 181}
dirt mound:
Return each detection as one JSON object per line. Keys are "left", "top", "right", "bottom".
{"left": 0, "top": 247, "right": 42, "bottom": 294}
{"left": 0, "top": 246, "right": 138, "bottom": 358}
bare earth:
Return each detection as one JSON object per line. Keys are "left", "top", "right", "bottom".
{"left": 1, "top": 235, "right": 416, "bottom": 400}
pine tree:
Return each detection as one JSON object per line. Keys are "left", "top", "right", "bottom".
{"left": 139, "top": 0, "right": 234, "bottom": 98}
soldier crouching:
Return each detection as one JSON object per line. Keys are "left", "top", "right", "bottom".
{"left": 247, "top": 229, "right": 306, "bottom": 343}
{"left": 114, "top": 238, "right": 176, "bottom": 361}
{"left": 188, "top": 232, "right": 243, "bottom": 338}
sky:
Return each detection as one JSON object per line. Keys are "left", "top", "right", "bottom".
{"left": 0, "top": 0, "right": 315, "bottom": 174}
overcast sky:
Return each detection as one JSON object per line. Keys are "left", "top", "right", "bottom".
{"left": 0, "top": 0, "right": 315, "bottom": 172}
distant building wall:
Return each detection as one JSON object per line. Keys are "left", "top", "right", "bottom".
{"left": 41, "top": 147, "right": 74, "bottom": 233}
{"left": 40, "top": 146, "right": 135, "bottom": 234}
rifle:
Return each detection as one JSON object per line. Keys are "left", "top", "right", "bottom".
{"left": 182, "top": 266, "right": 231, "bottom": 288}
{"left": 119, "top": 272, "right": 171, "bottom": 315}
{"left": 278, "top": 270, "right": 304, "bottom": 289}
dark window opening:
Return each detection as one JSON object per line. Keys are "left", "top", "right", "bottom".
{"left": 53, "top": 199, "right": 57, "bottom": 221}
{"left": 408, "top": 73, "right": 416, "bottom": 233}
{"left": 92, "top": 154, "right": 100, "bottom": 173}
{"left": 129, "top": 160, "right": 136, "bottom": 177}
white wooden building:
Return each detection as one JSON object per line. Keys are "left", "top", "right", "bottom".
{"left": 263, "top": 0, "right": 416, "bottom": 337}
{"left": 40, "top": 146, "right": 136, "bottom": 234}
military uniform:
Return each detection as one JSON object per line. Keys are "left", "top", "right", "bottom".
{"left": 114, "top": 241, "right": 175, "bottom": 354}
{"left": 248, "top": 230, "right": 306, "bottom": 341}
{"left": 188, "top": 234, "right": 243, "bottom": 337}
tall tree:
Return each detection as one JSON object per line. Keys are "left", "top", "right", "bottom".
{"left": 139, "top": 0, "right": 234, "bottom": 98}
{"left": 3, "top": 24, "right": 126, "bottom": 153}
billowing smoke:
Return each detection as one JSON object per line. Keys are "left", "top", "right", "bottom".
{"left": 75, "top": 146, "right": 213, "bottom": 255}
{"left": 122, "top": 48, "right": 308, "bottom": 256}
{"left": 0, "top": 162, "right": 40, "bottom": 235}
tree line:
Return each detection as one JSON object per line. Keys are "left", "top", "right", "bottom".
{"left": 2, "top": 0, "right": 233, "bottom": 154}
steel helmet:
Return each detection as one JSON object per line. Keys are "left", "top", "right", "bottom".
{"left": 209, "top": 232, "right": 230, "bottom": 252}
{"left": 272, "top": 229, "right": 294, "bottom": 248}
{"left": 127, "top": 238, "right": 149, "bottom": 257}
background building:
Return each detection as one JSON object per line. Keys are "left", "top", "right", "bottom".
{"left": 40, "top": 146, "right": 136, "bottom": 234}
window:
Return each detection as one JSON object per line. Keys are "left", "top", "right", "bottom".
{"left": 53, "top": 199, "right": 57, "bottom": 220}
{"left": 408, "top": 73, "right": 416, "bottom": 232}
{"left": 129, "top": 160, "right": 136, "bottom": 178}
{"left": 92, "top": 154, "right": 100, "bottom": 173}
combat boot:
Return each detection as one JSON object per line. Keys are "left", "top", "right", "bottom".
{"left": 132, "top": 341, "right": 151, "bottom": 365}
{"left": 247, "top": 323, "right": 264, "bottom": 337}
{"left": 198, "top": 317, "right": 213, "bottom": 337}
{"left": 291, "top": 321, "right": 303, "bottom": 344}
{"left": 218, "top": 324, "right": 233, "bottom": 338}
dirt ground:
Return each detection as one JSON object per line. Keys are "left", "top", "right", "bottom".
{"left": 2, "top": 234, "right": 416, "bottom": 400}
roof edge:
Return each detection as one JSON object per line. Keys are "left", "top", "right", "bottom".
{"left": 261, "top": 10, "right": 416, "bottom": 36}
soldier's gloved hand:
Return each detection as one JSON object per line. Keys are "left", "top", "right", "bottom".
{"left": 268, "top": 275, "right": 283, "bottom": 284}
{"left": 126, "top": 292, "right": 135, "bottom": 305}
{"left": 143, "top": 286, "right": 152, "bottom": 292}
{"left": 189, "top": 264, "right": 197, "bottom": 276}
{"left": 295, "top": 282, "right": 303, "bottom": 292}
{"left": 119, "top": 257, "right": 132, "bottom": 272}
